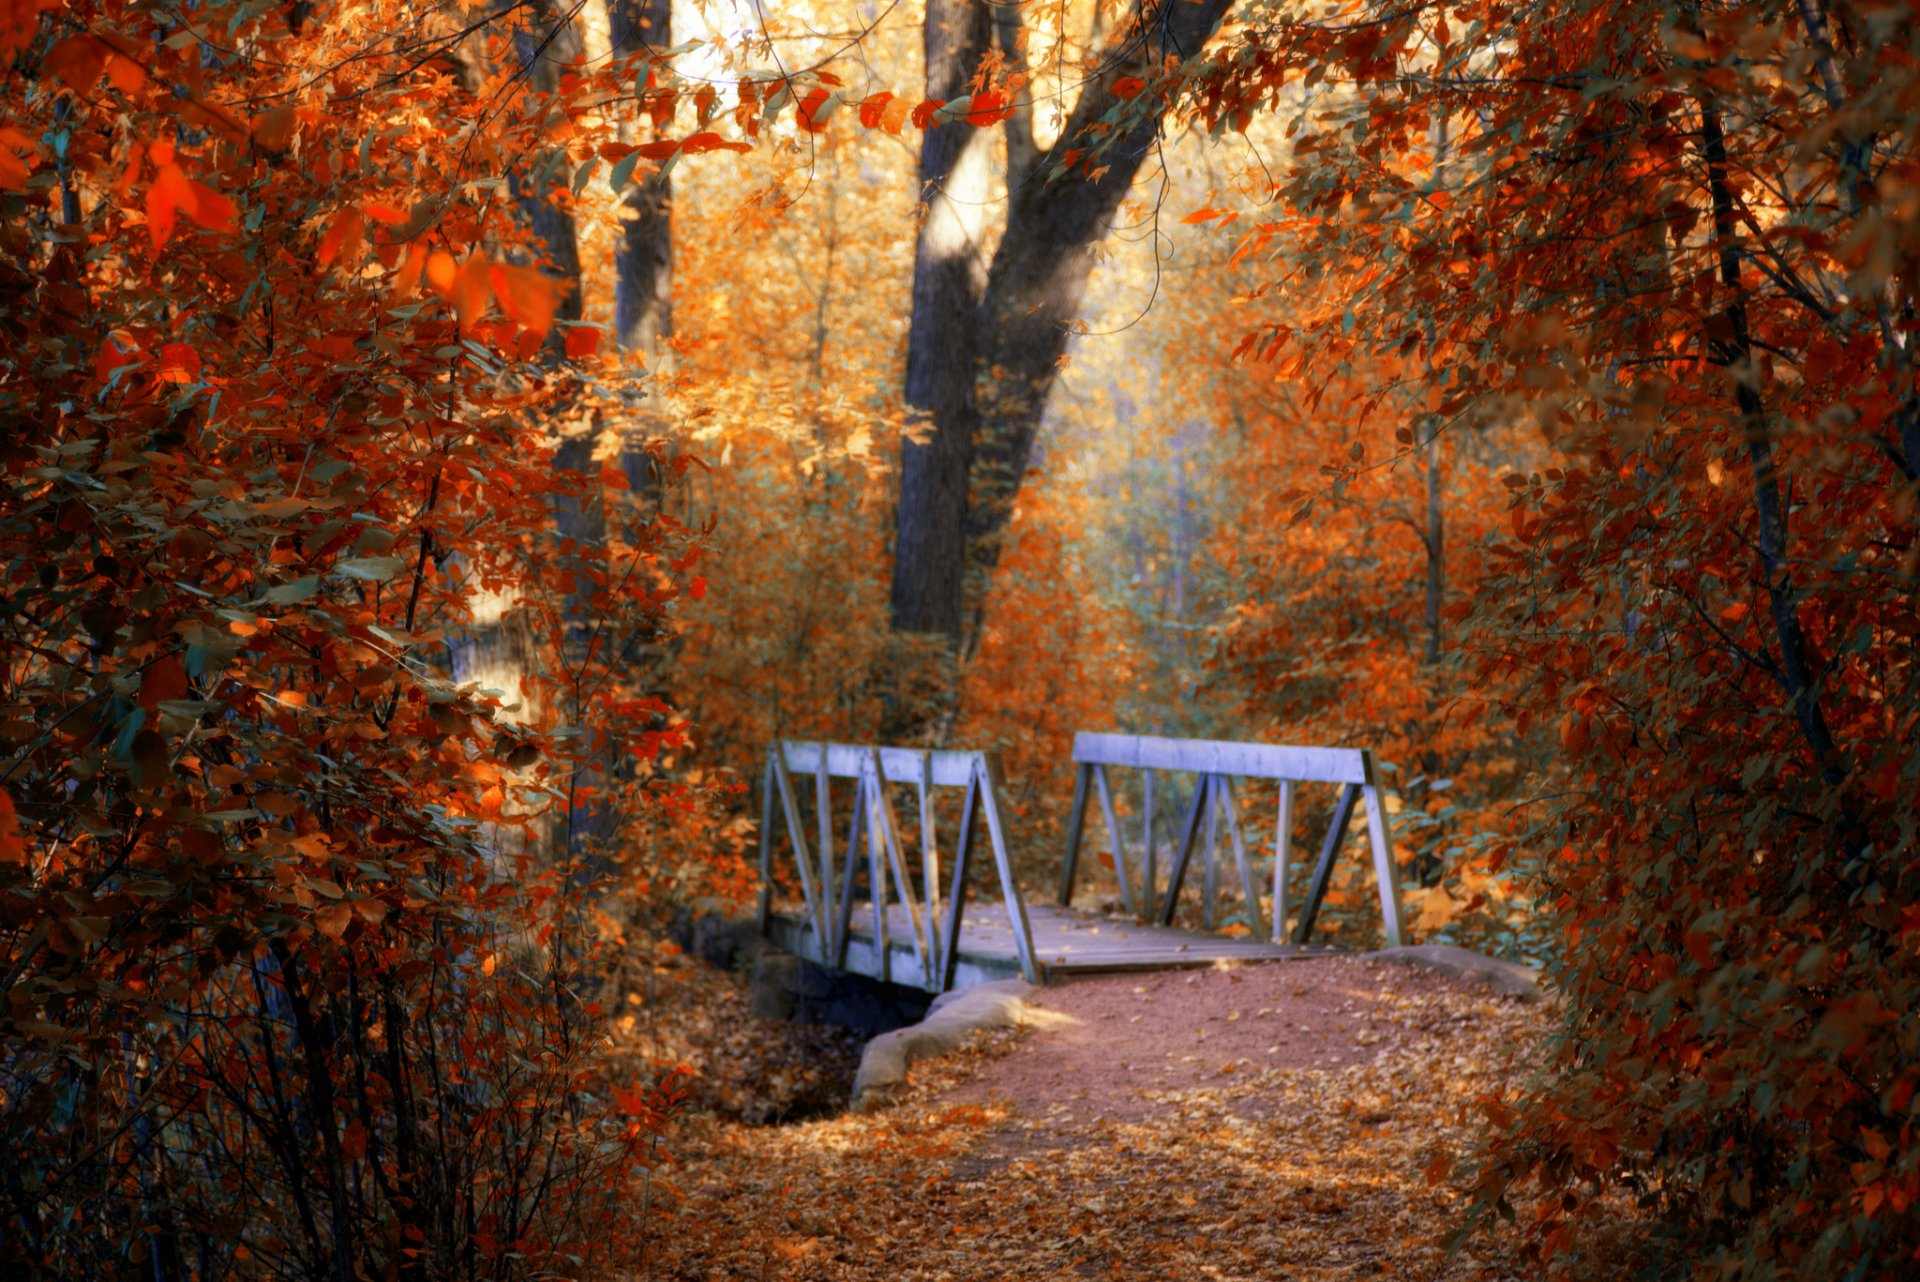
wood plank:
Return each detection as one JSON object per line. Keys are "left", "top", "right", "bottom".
{"left": 1202, "top": 772, "right": 1219, "bottom": 931}
{"left": 1072, "top": 732, "right": 1375, "bottom": 786}
{"left": 977, "top": 756, "right": 1039, "bottom": 983}
{"left": 1057, "top": 761, "right": 1091, "bottom": 907}
{"left": 1142, "top": 768, "right": 1157, "bottom": 923}
{"left": 833, "top": 772, "right": 866, "bottom": 969}
{"left": 781, "top": 741, "right": 977, "bottom": 788}
{"left": 1361, "top": 783, "right": 1407, "bottom": 948}
{"left": 867, "top": 747, "right": 928, "bottom": 974}
{"left": 1294, "top": 783, "right": 1360, "bottom": 945}
{"left": 917, "top": 756, "right": 941, "bottom": 982}
{"left": 940, "top": 774, "right": 980, "bottom": 992}
{"left": 1217, "top": 775, "right": 1265, "bottom": 940}
{"left": 770, "top": 749, "right": 825, "bottom": 944}
{"left": 1092, "top": 763, "right": 1134, "bottom": 916}
{"left": 1158, "top": 774, "right": 1211, "bottom": 927}
{"left": 1270, "top": 778, "right": 1296, "bottom": 945}
{"left": 815, "top": 755, "right": 834, "bottom": 953}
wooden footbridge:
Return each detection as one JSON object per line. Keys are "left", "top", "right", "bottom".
{"left": 756, "top": 733, "right": 1408, "bottom": 993}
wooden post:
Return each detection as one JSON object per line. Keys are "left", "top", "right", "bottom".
{"left": 940, "top": 772, "right": 980, "bottom": 992}
{"left": 815, "top": 750, "right": 835, "bottom": 955}
{"left": 1058, "top": 762, "right": 1091, "bottom": 906}
{"left": 1158, "top": 775, "right": 1211, "bottom": 928}
{"left": 833, "top": 771, "right": 866, "bottom": 970}
{"left": 1270, "top": 778, "right": 1296, "bottom": 944}
{"left": 918, "top": 752, "right": 940, "bottom": 981}
{"left": 1360, "top": 779, "right": 1406, "bottom": 947}
{"left": 771, "top": 750, "right": 823, "bottom": 946}
{"left": 1092, "top": 763, "right": 1134, "bottom": 916}
{"left": 862, "top": 759, "right": 891, "bottom": 982}
{"left": 1141, "top": 768, "right": 1157, "bottom": 923}
{"left": 1217, "top": 776, "right": 1265, "bottom": 940}
{"left": 1201, "top": 773, "right": 1219, "bottom": 931}
{"left": 1294, "top": 783, "right": 1360, "bottom": 945}
{"left": 868, "top": 748, "right": 928, "bottom": 976}
{"left": 977, "top": 755, "right": 1039, "bottom": 983}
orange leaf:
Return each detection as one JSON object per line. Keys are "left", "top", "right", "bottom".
{"left": 647, "top": 87, "right": 678, "bottom": 129}
{"left": 858, "top": 92, "right": 894, "bottom": 129}
{"left": 43, "top": 35, "right": 110, "bottom": 93}
{"left": 487, "top": 262, "right": 565, "bottom": 339}
{"left": 315, "top": 901, "right": 352, "bottom": 940}
{"left": 451, "top": 252, "right": 490, "bottom": 333}
{"left": 185, "top": 180, "right": 236, "bottom": 232}
{"left": 424, "top": 250, "right": 458, "bottom": 298}
{"left": 390, "top": 242, "right": 427, "bottom": 301}
{"left": 361, "top": 200, "right": 409, "bottom": 225}
{"left": 0, "top": 126, "right": 32, "bottom": 191}
{"left": 147, "top": 165, "right": 196, "bottom": 251}
{"left": 0, "top": 788, "right": 25, "bottom": 865}
{"left": 251, "top": 106, "right": 298, "bottom": 152}
{"left": 635, "top": 138, "right": 680, "bottom": 160}
{"left": 317, "top": 207, "right": 364, "bottom": 270}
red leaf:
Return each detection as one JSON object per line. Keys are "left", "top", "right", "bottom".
{"left": 911, "top": 99, "right": 945, "bottom": 130}
{"left": 858, "top": 92, "right": 894, "bottom": 129}
{"left": 797, "top": 88, "right": 832, "bottom": 133}
{"left": 965, "top": 89, "right": 1014, "bottom": 126}
{"left": 679, "top": 132, "right": 752, "bottom": 154}
{"left": 1111, "top": 76, "right": 1146, "bottom": 99}
{"left": 155, "top": 344, "right": 201, "bottom": 385}
{"left": 564, "top": 324, "right": 604, "bottom": 359}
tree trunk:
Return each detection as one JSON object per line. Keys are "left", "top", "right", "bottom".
{"left": 890, "top": 0, "right": 995, "bottom": 639}
{"left": 889, "top": 0, "right": 1236, "bottom": 642}
{"left": 609, "top": 0, "right": 672, "bottom": 362}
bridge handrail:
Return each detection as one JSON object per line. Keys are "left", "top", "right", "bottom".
{"left": 757, "top": 740, "right": 1037, "bottom": 990}
{"left": 1059, "top": 732, "right": 1406, "bottom": 948}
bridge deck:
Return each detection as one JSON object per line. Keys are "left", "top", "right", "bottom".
{"left": 765, "top": 902, "right": 1326, "bottom": 991}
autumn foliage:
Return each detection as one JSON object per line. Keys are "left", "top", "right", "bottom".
{"left": 7, "top": 0, "right": 1920, "bottom": 1276}
{"left": 1184, "top": 0, "right": 1920, "bottom": 1274}
{"left": 0, "top": 0, "right": 704, "bottom": 1273}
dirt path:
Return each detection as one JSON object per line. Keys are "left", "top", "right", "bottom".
{"left": 641, "top": 956, "right": 1572, "bottom": 1281}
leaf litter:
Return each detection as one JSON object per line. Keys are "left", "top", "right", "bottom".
{"left": 621, "top": 954, "right": 1643, "bottom": 1280}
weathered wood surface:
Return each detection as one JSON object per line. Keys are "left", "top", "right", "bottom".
{"left": 1072, "top": 732, "right": 1377, "bottom": 786}
{"left": 766, "top": 902, "right": 1328, "bottom": 990}
{"left": 760, "top": 740, "right": 1037, "bottom": 988}
{"left": 1061, "top": 733, "right": 1406, "bottom": 948}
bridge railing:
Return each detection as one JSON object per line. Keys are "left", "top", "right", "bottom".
{"left": 756, "top": 741, "right": 1037, "bottom": 990}
{"left": 1056, "top": 732, "right": 1406, "bottom": 947}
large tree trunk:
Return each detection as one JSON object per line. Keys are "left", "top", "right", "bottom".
{"left": 890, "top": 0, "right": 1237, "bottom": 642}
{"left": 609, "top": 0, "right": 672, "bottom": 363}
{"left": 890, "top": 0, "right": 995, "bottom": 639}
